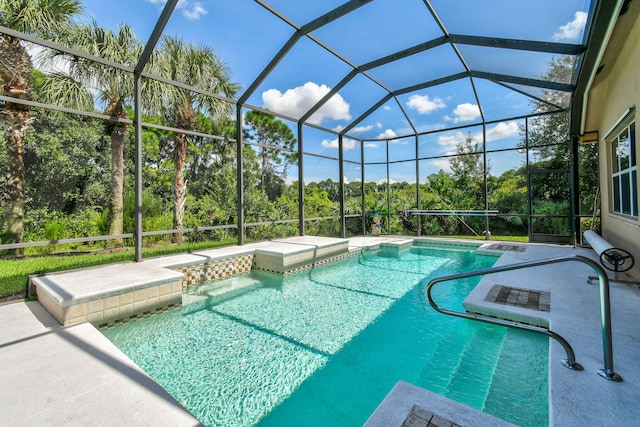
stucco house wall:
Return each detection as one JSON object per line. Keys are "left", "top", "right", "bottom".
{"left": 583, "top": 1, "right": 640, "bottom": 280}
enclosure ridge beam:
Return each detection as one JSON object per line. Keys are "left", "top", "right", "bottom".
{"left": 359, "top": 36, "right": 448, "bottom": 71}
{"left": 300, "top": 0, "right": 373, "bottom": 34}
{"left": 495, "top": 81, "right": 565, "bottom": 110}
{"left": 448, "top": 34, "right": 585, "bottom": 55}
{"left": 395, "top": 72, "right": 469, "bottom": 96}
{"left": 471, "top": 71, "right": 575, "bottom": 92}
{"left": 341, "top": 93, "right": 393, "bottom": 135}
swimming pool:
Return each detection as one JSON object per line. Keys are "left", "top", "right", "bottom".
{"left": 102, "top": 245, "right": 548, "bottom": 426}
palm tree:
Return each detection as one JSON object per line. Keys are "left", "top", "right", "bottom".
{"left": 39, "top": 22, "right": 143, "bottom": 245}
{"left": 0, "top": 0, "right": 83, "bottom": 254}
{"left": 153, "top": 36, "right": 239, "bottom": 244}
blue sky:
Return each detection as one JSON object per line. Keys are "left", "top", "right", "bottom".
{"left": 80, "top": 0, "right": 591, "bottom": 182}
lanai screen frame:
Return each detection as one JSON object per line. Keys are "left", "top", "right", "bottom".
{"left": 0, "top": 0, "right": 622, "bottom": 261}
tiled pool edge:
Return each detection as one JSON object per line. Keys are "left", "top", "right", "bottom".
{"left": 253, "top": 249, "right": 359, "bottom": 275}
{"left": 36, "top": 279, "right": 184, "bottom": 327}
{"left": 179, "top": 253, "right": 254, "bottom": 287}
{"left": 34, "top": 251, "right": 255, "bottom": 327}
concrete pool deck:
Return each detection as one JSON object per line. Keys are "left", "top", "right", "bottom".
{"left": 1, "top": 236, "right": 640, "bottom": 426}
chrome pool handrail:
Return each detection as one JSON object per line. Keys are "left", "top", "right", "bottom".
{"left": 425, "top": 254, "right": 623, "bottom": 381}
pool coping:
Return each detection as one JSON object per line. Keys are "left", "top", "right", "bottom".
{"left": 364, "top": 381, "right": 517, "bottom": 427}
{"left": 0, "top": 301, "right": 204, "bottom": 426}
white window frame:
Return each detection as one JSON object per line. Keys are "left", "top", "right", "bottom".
{"left": 610, "top": 121, "right": 637, "bottom": 218}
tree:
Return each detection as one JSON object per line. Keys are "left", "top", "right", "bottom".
{"left": 153, "top": 36, "right": 240, "bottom": 244}
{"left": 0, "top": 0, "right": 83, "bottom": 254}
{"left": 243, "top": 110, "right": 297, "bottom": 201}
{"left": 520, "top": 55, "right": 598, "bottom": 217}
{"left": 523, "top": 56, "right": 573, "bottom": 157}
{"left": 450, "top": 132, "right": 486, "bottom": 205}
{"left": 23, "top": 104, "right": 110, "bottom": 215}
{"left": 39, "top": 22, "right": 143, "bottom": 245}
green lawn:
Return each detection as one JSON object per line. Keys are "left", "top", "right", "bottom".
{"left": 0, "top": 239, "right": 236, "bottom": 300}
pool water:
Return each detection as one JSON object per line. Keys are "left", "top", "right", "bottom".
{"left": 102, "top": 246, "right": 548, "bottom": 427}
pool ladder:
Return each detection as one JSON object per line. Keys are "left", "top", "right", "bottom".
{"left": 425, "top": 254, "right": 622, "bottom": 382}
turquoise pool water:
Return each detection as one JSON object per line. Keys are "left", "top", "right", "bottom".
{"left": 102, "top": 246, "right": 548, "bottom": 427}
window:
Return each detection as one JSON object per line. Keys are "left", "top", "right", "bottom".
{"left": 611, "top": 122, "right": 637, "bottom": 217}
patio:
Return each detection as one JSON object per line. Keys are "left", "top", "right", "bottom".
{"left": 2, "top": 238, "right": 639, "bottom": 426}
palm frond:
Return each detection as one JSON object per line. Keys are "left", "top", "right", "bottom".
{"left": 0, "top": 0, "right": 83, "bottom": 37}
{"left": 36, "top": 71, "right": 93, "bottom": 111}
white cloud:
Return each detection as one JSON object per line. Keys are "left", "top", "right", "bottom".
{"left": 553, "top": 11, "right": 587, "bottom": 41}
{"left": 320, "top": 139, "right": 338, "bottom": 149}
{"left": 485, "top": 122, "right": 519, "bottom": 142}
{"left": 320, "top": 138, "right": 358, "bottom": 151}
{"left": 430, "top": 159, "right": 452, "bottom": 172}
{"left": 351, "top": 124, "right": 374, "bottom": 133}
{"left": 452, "top": 103, "right": 481, "bottom": 123}
{"left": 406, "top": 94, "right": 446, "bottom": 114}
{"left": 377, "top": 178, "right": 396, "bottom": 185}
{"left": 437, "top": 132, "right": 465, "bottom": 147}
{"left": 436, "top": 121, "right": 518, "bottom": 147}
{"left": 148, "top": 0, "right": 207, "bottom": 20}
{"left": 377, "top": 129, "right": 397, "bottom": 139}
{"left": 181, "top": 1, "right": 207, "bottom": 20}
{"left": 364, "top": 142, "right": 379, "bottom": 148}
{"left": 262, "top": 82, "right": 351, "bottom": 125}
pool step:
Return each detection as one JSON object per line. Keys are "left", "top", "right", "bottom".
{"left": 415, "top": 324, "right": 476, "bottom": 395}
{"left": 482, "top": 330, "right": 549, "bottom": 425}
{"left": 182, "top": 270, "right": 275, "bottom": 309}
{"left": 443, "top": 325, "right": 506, "bottom": 409}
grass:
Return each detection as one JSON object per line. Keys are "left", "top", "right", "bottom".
{"left": 0, "top": 239, "right": 237, "bottom": 300}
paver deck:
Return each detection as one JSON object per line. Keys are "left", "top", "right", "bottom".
{"left": 0, "top": 301, "right": 202, "bottom": 426}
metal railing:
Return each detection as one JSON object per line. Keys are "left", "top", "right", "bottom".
{"left": 425, "top": 254, "right": 623, "bottom": 381}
